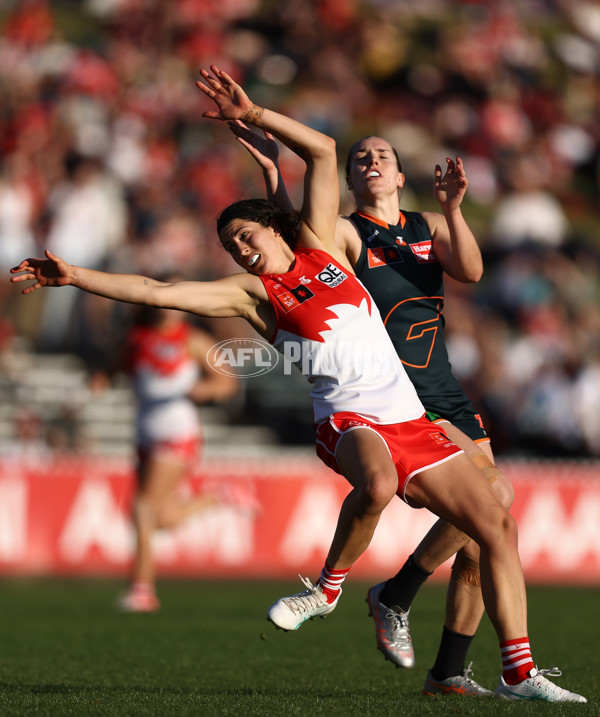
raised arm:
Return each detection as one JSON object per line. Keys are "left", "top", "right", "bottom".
{"left": 227, "top": 120, "right": 294, "bottom": 214}
{"left": 197, "top": 65, "right": 341, "bottom": 261}
{"left": 422, "top": 157, "right": 483, "bottom": 283}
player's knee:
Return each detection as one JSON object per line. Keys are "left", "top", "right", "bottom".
{"left": 492, "top": 509, "right": 518, "bottom": 548}
{"left": 475, "top": 507, "right": 518, "bottom": 552}
{"left": 155, "top": 506, "right": 176, "bottom": 529}
{"left": 360, "top": 469, "right": 397, "bottom": 513}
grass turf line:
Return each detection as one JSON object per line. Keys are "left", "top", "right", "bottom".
{"left": 0, "top": 579, "right": 597, "bottom": 716}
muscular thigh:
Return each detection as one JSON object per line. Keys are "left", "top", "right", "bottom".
{"left": 336, "top": 427, "right": 398, "bottom": 498}
{"left": 138, "top": 454, "right": 187, "bottom": 503}
{"left": 405, "top": 453, "right": 507, "bottom": 543}
{"left": 437, "top": 420, "right": 490, "bottom": 459}
{"left": 438, "top": 421, "right": 514, "bottom": 510}
{"left": 318, "top": 413, "right": 462, "bottom": 506}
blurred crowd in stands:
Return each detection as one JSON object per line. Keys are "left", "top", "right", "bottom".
{"left": 1, "top": 0, "right": 600, "bottom": 458}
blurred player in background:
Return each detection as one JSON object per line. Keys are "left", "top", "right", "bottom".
{"left": 118, "top": 299, "right": 238, "bottom": 612}
{"left": 228, "top": 123, "right": 514, "bottom": 695}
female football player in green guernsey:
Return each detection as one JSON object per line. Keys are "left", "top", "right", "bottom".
{"left": 229, "top": 122, "right": 515, "bottom": 696}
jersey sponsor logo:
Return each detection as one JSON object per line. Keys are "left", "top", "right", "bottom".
{"left": 429, "top": 431, "right": 454, "bottom": 448}
{"left": 367, "top": 246, "right": 404, "bottom": 268}
{"left": 347, "top": 420, "right": 372, "bottom": 428}
{"left": 272, "top": 284, "right": 315, "bottom": 312}
{"left": 276, "top": 290, "right": 299, "bottom": 311}
{"left": 290, "top": 285, "right": 315, "bottom": 303}
{"left": 410, "top": 240, "right": 438, "bottom": 263}
{"left": 365, "top": 230, "right": 379, "bottom": 242}
{"left": 316, "top": 263, "right": 348, "bottom": 287}
{"left": 299, "top": 275, "right": 312, "bottom": 284}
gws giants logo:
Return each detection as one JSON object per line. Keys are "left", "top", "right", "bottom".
{"left": 207, "top": 338, "right": 280, "bottom": 377}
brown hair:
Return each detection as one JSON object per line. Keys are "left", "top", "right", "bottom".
{"left": 344, "top": 136, "right": 402, "bottom": 179}
{"left": 217, "top": 198, "right": 303, "bottom": 250}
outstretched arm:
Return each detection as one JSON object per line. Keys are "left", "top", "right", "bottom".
{"left": 197, "top": 65, "right": 341, "bottom": 261}
{"left": 10, "top": 250, "right": 264, "bottom": 323}
{"left": 423, "top": 157, "right": 483, "bottom": 283}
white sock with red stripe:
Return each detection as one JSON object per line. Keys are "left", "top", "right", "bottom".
{"left": 317, "top": 561, "right": 349, "bottom": 603}
{"left": 500, "top": 637, "right": 535, "bottom": 684}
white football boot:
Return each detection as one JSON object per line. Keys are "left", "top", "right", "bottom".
{"left": 496, "top": 667, "right": 587, "bottom": 702}
{"left": 268, "top": 576, "right": 340, "bottom": 631}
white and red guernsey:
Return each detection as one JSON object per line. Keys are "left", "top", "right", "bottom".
{"left": 127, "top": 322, "right": 202, "bottom": 449}
{"left": 259, "top": 247, "right": 425, "bottom": 425}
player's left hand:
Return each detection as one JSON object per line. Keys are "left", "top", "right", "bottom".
{"left": 433, "top": 157, "right": 468, "bottom": 211}
{"left": 9, "top": 250, "right": 73, "bottom": 294}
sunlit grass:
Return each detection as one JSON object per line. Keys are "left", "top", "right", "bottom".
{"left": 0, "top": 579, "right": 596, "bottom": 716}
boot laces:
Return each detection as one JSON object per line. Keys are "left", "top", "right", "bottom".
{"left": 386, "top": 607, "right": 411, "bottom": 647}
{"left": 282, "top": 576, "right": 327, "bottom": 615}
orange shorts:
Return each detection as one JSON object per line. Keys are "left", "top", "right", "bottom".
{"left": 315, "top": 411, "right": 463, "bottom": 504}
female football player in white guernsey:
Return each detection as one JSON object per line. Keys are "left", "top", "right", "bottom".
{"left": 229, "top": 120, "right": 516, "bottom": 695}
{"left": 117, "top": 301, "right": 237, "bottom": 613}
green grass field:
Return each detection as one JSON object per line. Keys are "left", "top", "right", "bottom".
{"left": 0, "top": 579, "right": 597, "bottom": 716}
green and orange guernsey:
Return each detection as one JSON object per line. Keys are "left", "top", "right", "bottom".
{"left": 350, "top": 209, "right": 488, "bottom": 441}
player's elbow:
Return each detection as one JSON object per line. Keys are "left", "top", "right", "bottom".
{"left": 466, "top": 266, "right": 483, "bottom": 283}
{"left": 456, "top": 261, "right": 483, "bottom": 283}
{"left": 448, "top": 266, "right": 482, "bottom": 284}
{"left": 324, "top": 134, "right": 337, "bottom": 154}
{"left": 313, "top": 134, "right": 337, "bottom": 160}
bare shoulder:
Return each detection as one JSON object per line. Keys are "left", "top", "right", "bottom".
{"left": 420, "top": 210, "right": 447, "bottom": 237}
{"left": 336, "top": 214, "right": 358, "bottom": 240}
{"left": 216, "top": 271, "right": 268, "bottom": 306}
{"left": 297, "top": 221, "right": 355, "bottom": 274}
{"left": 336, "top": 215, "right": 362, "bottom": 265}
{"left": 172, "top": 271, "right": 269, "bottom": 324}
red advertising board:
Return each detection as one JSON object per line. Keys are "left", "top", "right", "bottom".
{"left": 0, "top": 456, "right": 599, "bottom": 583}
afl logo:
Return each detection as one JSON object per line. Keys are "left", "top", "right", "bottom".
{"left": 207, "top": 338, "right": 280, "bottom": 377}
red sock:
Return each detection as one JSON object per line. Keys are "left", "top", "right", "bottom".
{"left": 500, "top": 637, "right": 535, "bottom": 685}
{"left": 317, "top": 561, "right": 350, "bottom": 603}
{"left": 132, "top": 581, "right": 155, "bottom": 596}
